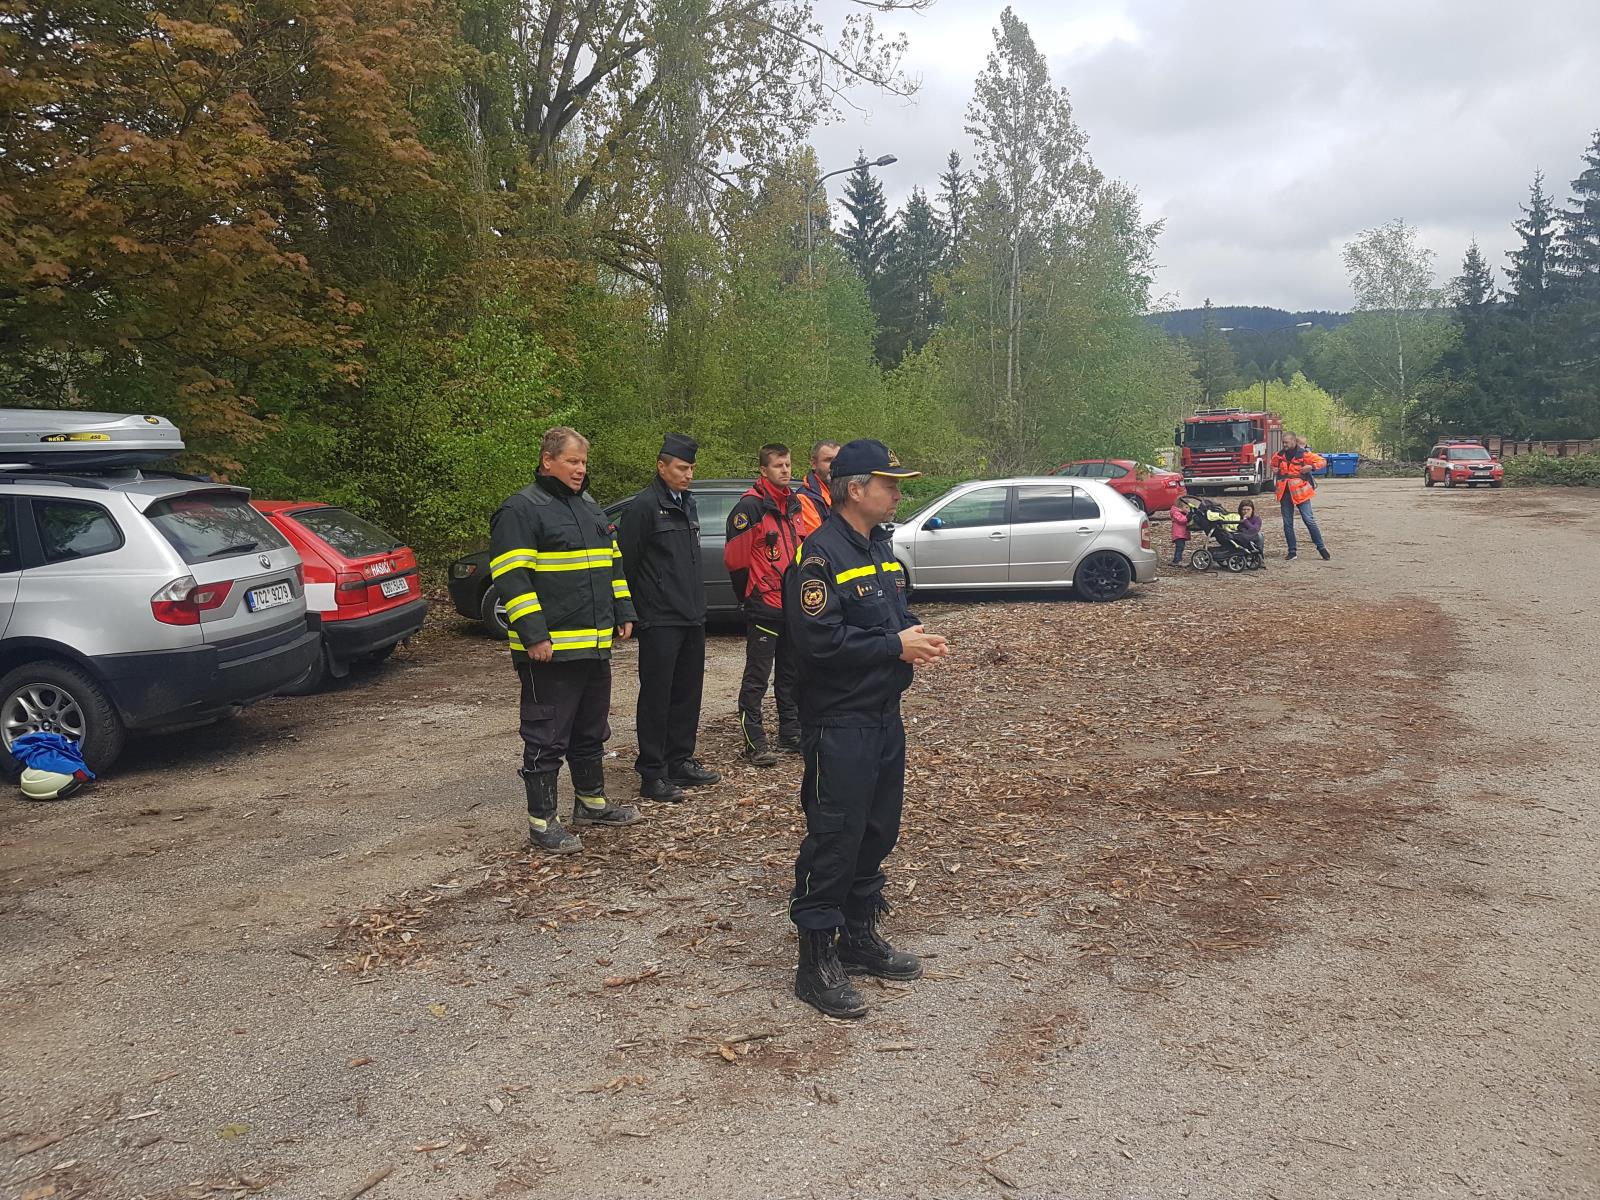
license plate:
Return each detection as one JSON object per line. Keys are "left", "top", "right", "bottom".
{"left": 380, "top": 577, "right": 410, "bottom": 599}
{"left": 247, "top": 582, "right": 294, "bottom": 612}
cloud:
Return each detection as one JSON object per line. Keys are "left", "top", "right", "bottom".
{"left": 808, "top": 0, "right": 1600, "bottom": 309}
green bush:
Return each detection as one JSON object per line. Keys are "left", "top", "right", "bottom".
{"left": 1505, "top": 454, "right": 1600, "bottom": 487}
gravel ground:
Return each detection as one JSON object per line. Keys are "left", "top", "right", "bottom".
{"left": 1, "top": 478, "right": 1596, "bottom": 1200}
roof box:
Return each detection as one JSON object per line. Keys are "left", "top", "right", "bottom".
{"left": 0, "top": 409, "right": 185, "bottom": 469}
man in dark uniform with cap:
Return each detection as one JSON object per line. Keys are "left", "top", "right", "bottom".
{"left": 490, "top": 426, "right": 641, "bottom": 854}
{"left": 784, "top": 439, "right": 949, "bottom": 1017}
{"left": 617, "top": 433, "right": 721, "bottom": 803}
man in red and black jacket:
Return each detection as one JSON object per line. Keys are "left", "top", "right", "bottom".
{"left": 724, "top": 443, "right": 803, "bottom": 766}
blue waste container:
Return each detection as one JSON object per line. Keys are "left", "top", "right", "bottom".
{"left": 1327, "top": 452, "right": 1361, "bottom": 477}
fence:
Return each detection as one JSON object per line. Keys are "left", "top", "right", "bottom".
{"left": 1482, "top": 436, "right": 1598, "bottom": 458}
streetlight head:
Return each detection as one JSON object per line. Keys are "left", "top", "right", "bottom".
{"left": 873, "top": 154, "right": 898, "bottom": 167}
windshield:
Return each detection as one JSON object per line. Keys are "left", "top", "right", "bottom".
{"left": 1447, "top": 447, "right": 1490, "bottom": 461}
{"left": 146, "top": 491, "right": 289, "bottom": 565}
{"left": 1183, "top": 420, "right": 1257, "bottom": 449}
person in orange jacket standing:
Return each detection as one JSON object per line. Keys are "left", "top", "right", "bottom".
{"left": 795, "top": 440, "right": 840, "bottom": 536}
{"left": 725, "top": 443, "right": 805, "bottom": 765}
{"left": 1271, "top": 432, "right": 1331, "bottom": 560}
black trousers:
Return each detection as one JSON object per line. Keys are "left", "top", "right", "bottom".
{"left": 517, "top": 658, "right": 611, "bottom": 776}
{"left": 790, "top": 715, "right": 905, "bottom": 931}
{"left": 634, "top": 624, "right": 705, "bottom": 781}
{"left": 738, "top": 617, "right": 800, "bottom": 749}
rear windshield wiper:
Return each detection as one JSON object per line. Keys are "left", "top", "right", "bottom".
{"left": 207, "top": 541, "right": 259, "bottom": 558}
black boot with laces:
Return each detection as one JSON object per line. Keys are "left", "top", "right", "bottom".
{"left": 795, "top": 928, "right": 868, "bottom": 1018}
{"left": 839, "top": 899, "right": 923, "bottom": 980}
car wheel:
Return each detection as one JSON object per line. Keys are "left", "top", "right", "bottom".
{"left": 1445, "top": 473, "right": 1456, "bottom": 488}
{"left": 1074, "top": 550, "right": 1132, "bottom": 602}
{"left": 1423, "top": 472, "right": 1434, "bottom": 487}
{"left": 478, "top": 586, "right": 510, "bottom": 640}
{"left": 1127, "top": 494, "right": 1147, "bottom": 514}
{"left": 0, "top": 660, "right": 127, "bottom": 777}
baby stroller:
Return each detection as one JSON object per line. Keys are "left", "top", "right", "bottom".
{"left": 1176, "top": 497, "right": 1265, "bottom": 573}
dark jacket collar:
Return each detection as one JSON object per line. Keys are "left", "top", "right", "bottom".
{"left": 826, "top": 509, "right": 891, "bottom": 552}
{"left": 536, "top": 473, "right": 583, "bottom": 500}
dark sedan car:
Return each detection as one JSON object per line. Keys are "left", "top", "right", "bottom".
{"left": 447, "top": 480, "right": 764, "bottom": 638}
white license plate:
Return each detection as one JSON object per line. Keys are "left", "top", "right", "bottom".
{"left": 246, "top": 582, "right": 294, "bottom": 612}
{"left": 379, "top": 577, "right": 410, "bottom": 599}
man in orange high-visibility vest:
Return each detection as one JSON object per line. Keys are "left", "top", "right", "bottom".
{"left": 1270, "top": 432, "right": 1330, "bottom": 561}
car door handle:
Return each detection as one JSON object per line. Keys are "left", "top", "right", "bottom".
{"left": 1075, "top": 526, "right": 1093, "bottom": 533}
{"left": 988, "top": 531, "right": 1007, "bottom": 539}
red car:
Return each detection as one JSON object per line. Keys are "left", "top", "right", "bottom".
{"left": 1423, "top": 440, "right": 1505, "bottom": 488}
{"left": 1053, "top": 459, "right": 1186, "bottom": 515}
{"left": 252, "top": 502, "right": 428, "bottom": 690}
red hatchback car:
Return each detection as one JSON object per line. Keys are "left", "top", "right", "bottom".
{"left": 1053, "top": 459, "right": 1186, "bottom": 515}
{"left": 252, "top": 502, "right": 428, "bottom": 690}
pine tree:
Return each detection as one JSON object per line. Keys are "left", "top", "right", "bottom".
{"left": 936, "top": 151, "right": 968, "bottom": 263}
{"left": 877, "top": 187, "right": 948, "bottom": 365}
{"left": 1555, "top": 129, "right": 1600, "bottom": 289}
{"left": 1504, "top": 171, "right": 1557, "bottom": 310}
{"left": 1192, "top": 299, "right": 1238, "bottom": 408}
{"left": 839, "top": 152, "right": 896, "bottom": 284}
{"left": 1453, "top": 239, "right": 1496, "bottom": 320}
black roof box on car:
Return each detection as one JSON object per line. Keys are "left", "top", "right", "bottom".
{"left": 0, "top": 409, "right": 185, "bottom": 469}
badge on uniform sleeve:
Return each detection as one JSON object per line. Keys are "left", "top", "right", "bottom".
{"left": 732, "top": 511, "right": 749, "bottom": 530}
{"left": 800, "top": 578, "right": 827, "bottom": 617}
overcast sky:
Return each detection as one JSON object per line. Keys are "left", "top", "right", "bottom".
{"left": 809, "top": 0, "right": 1600, "bottom": 312}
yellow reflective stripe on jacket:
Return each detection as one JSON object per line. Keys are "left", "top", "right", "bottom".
{"left": 835, "top": 564, "right": 877, "bottom": 585}
{"left": 548, "top": 627, "right": 614, "bottom": 651}
{"left": 536, "top": 549, "right": 615, "bottom": 572}
{"left": 612, "top": 579, "right": 632, "bottom": 598}
{"left": 491, "top": 548, "right": 539, "bottom": 578}
{"left": 611, "top": 539, "right": 623, "bottom": 560}
{"left": 504, "top": 591, "right": 542, "bottom": 622}
{"left": 879, "top": 561, "right": 902, "bottom": 574}
{"left": 508, "top": 632, "right": 525, "bottom": 651}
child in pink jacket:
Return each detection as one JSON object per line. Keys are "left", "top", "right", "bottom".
{"left": 1169, "top": 495, "right": 1190, "bottom": 564}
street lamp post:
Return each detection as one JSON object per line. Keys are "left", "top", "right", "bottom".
{"left": 1220, "top": 321, "right": 1314, "bottom": 408}
{"left": 806, "top": 154, "right": 897, "bottom": 283}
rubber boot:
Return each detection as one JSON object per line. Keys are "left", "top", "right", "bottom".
{"left": 839, "top": 899, "right": 923, "bottom": 980}
{"left": 794, "top": 928, "right": 868, "bottom": 1019}
{"left": 568, "top": 758, "right": 640, "bottom": 826}
{"left": 521, "top": 769, "right": 581, "bottom": 854}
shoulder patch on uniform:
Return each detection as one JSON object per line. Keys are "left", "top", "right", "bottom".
{"left": 800, "top": 578, "right": 827, "bottom": 617}
{"left": 732, "top": 511, "right": 749, "bottom": 530}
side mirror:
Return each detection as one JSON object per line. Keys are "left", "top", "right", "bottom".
{"left": 924, "top": 516, "right": 945, "bottom": 531}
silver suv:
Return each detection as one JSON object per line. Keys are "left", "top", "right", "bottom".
{"left": 0, "top": 470, "right": 320, "bottom": 774}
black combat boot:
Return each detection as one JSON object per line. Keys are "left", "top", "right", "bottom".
{"left": 668, "top": 758, "right": 721, "bottom": 787}
{"left": 639, "top": 776, "right": 687, "bottom": 803}
{"left": 568, "top": 758, "right": 641, "bottom": 826}
{"left": 795, "top": 928, "right": 868, "bottom": 1019}
{"left": 776, "top": 733, "right": 803, "bottom": 754}
{"left": 741, "top": 742, "right": 778, "bottom": 768}
{"left": 521, "top": 769, "right": 581, "bottom": 854}
{"left": 839, "top": 899, "right": 923, "bottom": 980}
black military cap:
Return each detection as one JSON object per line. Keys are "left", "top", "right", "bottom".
{"left": 660, "top": 432, "right": 698, "bottom": 463}
{"left": 830, "top": 438, "right": 920, "bottom": 479}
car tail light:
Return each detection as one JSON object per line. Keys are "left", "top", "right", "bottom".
{"left": 293, "top": 562, "right": 304, "bottom": 587}
{"left": 335, "top": 570, "right": 367, "bottom": 606}
{"left": 1140, "top": 518, "right": 1152, "bottom": 551}
{"left": 151, "top": 576, "right": 234, "bottom": 625}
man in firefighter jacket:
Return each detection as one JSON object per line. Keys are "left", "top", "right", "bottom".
{"left": 795, "top": 439, "right": 840, "bottom": 536}
{"left": 615, "top": 433, "right": 721, "bottom": 804}
{"left": 724, "top": 444, "right": 804, "bottom": 766}
{"left": 1272, "top": 431, "right": 1331, "bottom": 561}
{"left": 783, "top": 439, "right": 949, "bottom": 1018}
{"left": 490, "top": 427, "right": 640, "bottom": 854}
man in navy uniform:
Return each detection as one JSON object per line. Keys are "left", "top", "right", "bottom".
{"left": 784, "top": 439, "right": 949, "bottom": 1017}
{"left": 616, "top": 432, "right": 721, "bottom": 802}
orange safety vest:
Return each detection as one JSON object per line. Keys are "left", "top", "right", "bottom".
{"left": 1272, "top": 449, "right": 1324, "bottom": 506}
{"left": 795, "top": 470, "right": 832, "bottom": 536}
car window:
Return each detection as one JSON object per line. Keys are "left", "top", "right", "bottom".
{"left": 1013, "top": 485, "right": 1079, "bottom": 524}
{"left": 33, "top": 499, "right": 124, "bottom": 563}
{"left": 0, "top": 502, "right": 21, "bottom": 573}
{"left": 1447, "top": 447, "right": 1490, "bottom": 461}
{"left": 145, "top": 491, "right": 290, "bottom": 565}
{"left": 694, "top": 491, "right": 738, "bottom": 531}
{"left": 1106, "top": 463, "right": 1130, "bottom": 479}
{"left": 1056, "top": 463, "right": 1087, "bottom": 477}
{"left": 1074, "top": 490, "right": 1103, "bottom": 520}
{"left": 289, "top": 506, "right": 399, "bottom": 558}
{"left": 931, "top": 487, "right": 1009, "bottom": 530}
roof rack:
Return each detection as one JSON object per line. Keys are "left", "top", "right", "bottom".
{"left": 0, "top": 471, "right": 114, "bottom": 490}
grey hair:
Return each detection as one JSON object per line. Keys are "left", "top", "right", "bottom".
{"left": 541, "top": 426, "right": 589, "bottom": 461}
{"left": 830, "top": 473, "right": 871, "bottom": 507}
{"left": 811, "top": 439, "right": 842, "bottom": 462}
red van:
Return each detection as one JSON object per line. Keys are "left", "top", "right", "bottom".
{"left": 252, "top": 502, "right": 427, "bottom": 690}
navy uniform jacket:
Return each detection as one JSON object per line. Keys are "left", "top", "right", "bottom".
{"left": 783, "top": 512, "right": 919, "bottom": 727}
{"left": 616, "top": 475, "right": 705, "bottom": 629}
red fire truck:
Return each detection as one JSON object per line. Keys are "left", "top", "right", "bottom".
{"left": 1177, "top": 408, "right": 1284, "bottom": 495}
